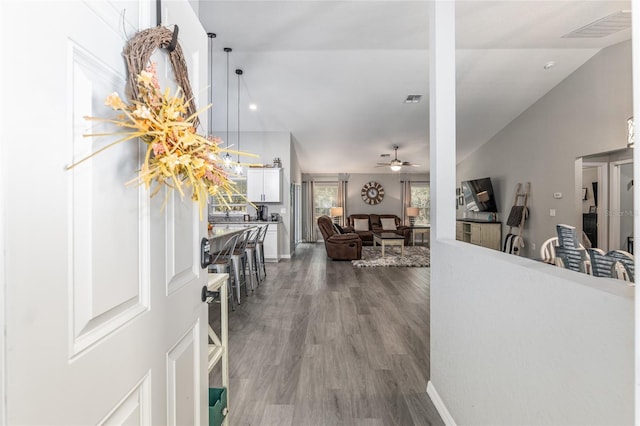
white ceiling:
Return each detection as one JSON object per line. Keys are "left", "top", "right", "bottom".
{"left": 197, "top": 1, "right": 632, "bottom": 175}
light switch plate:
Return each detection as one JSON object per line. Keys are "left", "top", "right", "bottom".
{"left": 553, "top": 192, "right": 562, "bottom": 199}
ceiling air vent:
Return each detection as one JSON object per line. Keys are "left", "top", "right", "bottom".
{"left": 404, "top": 94, "right": 422, "bottom": 104}
{"left": 562, "top": 10, "right": 631, "bottom": 38}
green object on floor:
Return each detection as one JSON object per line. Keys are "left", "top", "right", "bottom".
{"left": 209, "top": 387, "right": 227, "bottom": 426}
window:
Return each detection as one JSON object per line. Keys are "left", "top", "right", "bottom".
{"left": 313, "top": 182, "right": 338, "bottom": 220}
{"left": 410, "top": 181, "right": 430, "bottom": 225}
{"left": 208, "top": 178, "right": 248, "bottom": 215}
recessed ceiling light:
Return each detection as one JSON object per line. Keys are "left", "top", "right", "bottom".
{"left": 543, "top": 61, "right": 555, "bottom": 70}
{"left": 249, "top": 104, "right": 257, "bottom": 111}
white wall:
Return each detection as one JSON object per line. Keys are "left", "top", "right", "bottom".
{"left": 457, "top": 40, "right": 632, "bottom": 258}
{"left": 432, "top": 243, "right": 634, "bottom": 424}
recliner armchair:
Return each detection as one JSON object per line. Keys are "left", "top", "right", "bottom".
{"left": 317, "top": 215, "right": 362, "bottom": 260}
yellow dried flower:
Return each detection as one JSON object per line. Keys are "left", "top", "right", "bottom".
{"left": 67, "top": 61, "right": 257, "bottom": 217}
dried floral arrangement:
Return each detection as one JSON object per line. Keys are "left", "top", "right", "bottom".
{"left": 67, "top": 62, "right": 255, "bottom": 215}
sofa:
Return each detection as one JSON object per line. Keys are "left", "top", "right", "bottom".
{"left": 343, "top": 214, "right": 411, "bottom": 246}
{"left": 317, "top": 215, "right": 362, "bottom": 260}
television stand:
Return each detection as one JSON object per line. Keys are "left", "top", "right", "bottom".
{"left": 456, "top": 219, "right": 502, "bottom": 250}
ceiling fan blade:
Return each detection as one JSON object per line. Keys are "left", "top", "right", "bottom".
{"left": 375, "top": 162, "right": 390, "bottom": 166}
{"left": 374, "top": 164, "right": 389, "bottom": 168}
{"left": 401, "top": 161, "right": 421, "bottom": 167}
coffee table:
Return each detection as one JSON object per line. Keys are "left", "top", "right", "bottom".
{"left": 373, "top": 232, "right": 405, "bottom": 257}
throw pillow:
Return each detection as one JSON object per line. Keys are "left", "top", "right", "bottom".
{"left": 333, "top": 224, "right": 344, "bottom": 234}
{"left": 380, "top": 218, "right": 397, "bottom": 231}
{"left": 353, "top": 218, "right": 369, "bottom": 231}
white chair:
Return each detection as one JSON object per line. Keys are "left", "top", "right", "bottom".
{"left": 540, "top": 236, "right": 588, "bottom": 270}
{"left": 540, "top": 237, "right": 559, "bottom": 263}
{"left": 607, "top": 250, "right": 635, "bottom": 282}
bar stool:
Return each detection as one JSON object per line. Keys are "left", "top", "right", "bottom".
{"left": 244, "top": 227, "right": 262, "bottom": 291}
{"left": 229, "top": 229, "right": 251, "bottom": 303}
{"left": 208, "top": 233, "right": 240, "bottom": 310}
{"left": 255, "top": 224, "right": 269, "bottom": 281}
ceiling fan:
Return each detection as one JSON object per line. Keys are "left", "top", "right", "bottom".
{"left": 376, "top": 145, "right": 420, "bottom": 171}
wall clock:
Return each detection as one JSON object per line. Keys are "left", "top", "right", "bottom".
{"left": 361, "top": 181, "right": 385, "bottom": 205}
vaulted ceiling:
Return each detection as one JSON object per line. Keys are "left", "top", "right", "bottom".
{"left": 197, "top": 1, "right": 632, "bottom": 174}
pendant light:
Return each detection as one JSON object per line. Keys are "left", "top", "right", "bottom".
{"left": 234, "top": 69, "right": 244, "bottom": 175}
{"left": 223, "top": 47, "right": 233, "bottom": 168}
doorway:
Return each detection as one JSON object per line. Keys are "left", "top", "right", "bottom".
{"left": 610, "top": 159, "right": 634, "bottom": 252}
{"left": 582, "top": 162, "right": 608, "bottom": 251}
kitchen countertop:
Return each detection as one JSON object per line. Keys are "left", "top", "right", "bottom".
{"left": 210, "top": 220, "right": 282, "bottom": 225}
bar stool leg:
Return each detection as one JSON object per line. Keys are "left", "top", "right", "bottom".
{"left": 231, "top": 256, "right": 242, "bottom": 305}
{"left": 256, "top": 243, "right": 266, "bottom": 280}
{"left": 246, "top": 250, "right": 257, "bottom": 291}
{"left": 209, "top": 265, "right": 235, "bottom": 311}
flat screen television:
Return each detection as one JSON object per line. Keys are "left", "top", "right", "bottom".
{"left": 461, "top": 177, "right": 498, "bottom": 212}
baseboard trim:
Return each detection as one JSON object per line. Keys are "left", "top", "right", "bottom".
{"left": 427, "top": 381, "right": 457, "bottom": 426}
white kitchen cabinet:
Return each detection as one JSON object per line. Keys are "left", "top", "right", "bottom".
{"left": 263, "top": 223, "right": 279, "bottom": 262}
{"left": 247, "top": 168, "right": 282, "bottom": 202}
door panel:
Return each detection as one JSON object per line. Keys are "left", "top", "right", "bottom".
{"left": 98, "top": 373, "right": 151, "bottom": 425}
{"left": 167, "top": 322, "right": 201, "bottom": 426}
{"left": 4, "top": 1, "right": 208, "bottom": 424}
{"left": 70, "top": 40, "right": 150, "bottom": 357}
{"left": 165, "top": 193, "right": 199, "bottom": 295}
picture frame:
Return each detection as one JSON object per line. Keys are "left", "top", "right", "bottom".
{"left": 589, "top": 205, "right": 597, "bottom": 213}
{"left": 582, "top": 188, "right": 588, "bottom": 200}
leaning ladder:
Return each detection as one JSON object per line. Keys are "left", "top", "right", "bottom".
{"left": 503, "top": 182, "right": 530, "bottom": 255}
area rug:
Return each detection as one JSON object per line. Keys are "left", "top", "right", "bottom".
{"left": 352, "top": 246, "right": 430, "bottom": 268}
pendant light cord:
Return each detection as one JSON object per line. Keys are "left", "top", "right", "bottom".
{"left": 236, "top": 69, "right": 242, "bottom": 161}
{"left": 225, "top": 48, "right": 231, "bottom": 150}
{"left": 235, "top": 69, "right": 244, "bottom": 175}
{"left": 207, "top": 33, "right": 216, "bottom": 136}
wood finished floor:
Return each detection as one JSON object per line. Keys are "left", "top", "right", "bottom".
{"left": 208, "top": 243, "right": 443, "bottom": 426}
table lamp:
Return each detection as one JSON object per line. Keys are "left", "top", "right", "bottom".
{"left": 330, "top": 207, "right": 343, "bottom": 224}
{"left": 406, "top": 207, "right": 419, "bottom": 226}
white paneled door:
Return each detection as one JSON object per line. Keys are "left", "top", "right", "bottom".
{"left": 2, "top": 1, "right": 208, "bottom": 424}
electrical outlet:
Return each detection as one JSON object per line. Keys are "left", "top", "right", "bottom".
{"left": 531, "top": 242, "right": 536, "bottom": 251}
{"left": 550, "top": 209, "right": 556, "bottom": 217}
